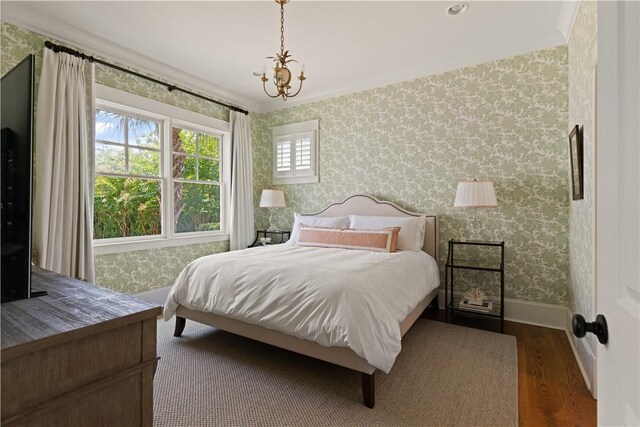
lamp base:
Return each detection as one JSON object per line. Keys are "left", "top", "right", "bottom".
{"left": 267, "top": 209, "right": 276, "bottom": 231}
{"left": 469, "top": 220, "right": 482, "bottom": 241}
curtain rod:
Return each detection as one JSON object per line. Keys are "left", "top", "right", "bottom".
{"left": 43, "top": 41, "right": 249, "bottom": 115}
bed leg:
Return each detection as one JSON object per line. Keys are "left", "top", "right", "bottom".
{"left": 362, "top": 372, "right": 375, "bottom": 408}
{"left": 174, "top": 316, "right": 186, "bottom": 337}
{"left": 421, "top": 294, "right": 440, "bottom": 318}
{"left": 430, "top": 294, "right": 439, "bottom": 310}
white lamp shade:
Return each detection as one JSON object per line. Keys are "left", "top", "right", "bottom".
{"left": 259, "top": 189, "right": 286, "bottom": 208}
{"left": 454, "top": 181, "right": 498, "bottom": 208}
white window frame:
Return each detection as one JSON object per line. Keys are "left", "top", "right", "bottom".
{"left": 272, "top": 119, "right": 319, "bottom": 184}
{"left": 93, "top": 85, "right": 231, "bottom": 255}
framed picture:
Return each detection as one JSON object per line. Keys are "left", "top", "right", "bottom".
{"left": 569, "top": 125, "right": 584, "bottom": 200}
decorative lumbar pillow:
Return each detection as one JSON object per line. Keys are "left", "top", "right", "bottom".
{"left": 288, "top": 214, "right": 350, "bottom": 245}
{"left": 348, "top": 215, "right": 426, "bottom": 251}
{"left": 296, "top": 225, "right": 400, "bottom": 253}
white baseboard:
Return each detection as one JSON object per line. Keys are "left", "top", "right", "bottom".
{"left": 437, "top": 290, "right": 567, "bottom": 330}
{"left": 565, "top": 308, "right": 597, "bottom": 398}
{"left": 135, "top": 286, "right": 171, "bottom": 306}
{"left": 503, "top": 298, "right": 568, "bottom": 330}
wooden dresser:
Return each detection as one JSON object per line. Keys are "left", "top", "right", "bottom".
{"left": 1, "top": 267, "right": 162, "bottom": 426}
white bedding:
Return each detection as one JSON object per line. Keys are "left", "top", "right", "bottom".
{"left": 164, "top": 244, "right": 439, "bottom": 373}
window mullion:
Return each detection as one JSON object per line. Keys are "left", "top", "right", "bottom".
{"left": 124, "top": 115, "right": 129, "bottom": 172}
{"left": 95, "top": 139, "right": 127, "bottom": 148}
{"left": 220, "top": 136, "right": 225, "bottom": 233}
{"left": 95, "top": 172, "right": 162, "bottom": 180}
{"left": 195, "top": 133, "right": 200, "bottom": 180}
{"left": 164, "top": 119, "right": 174, "bottom": 240}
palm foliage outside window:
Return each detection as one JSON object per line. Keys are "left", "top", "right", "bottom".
{"left": 94, "top": 107, "right": 223, "bottom": 240}
{"left": 171, "top": 127, "right": 221, "bottom": 234}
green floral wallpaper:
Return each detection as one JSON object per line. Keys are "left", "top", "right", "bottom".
{"left": 568, "top": 1, "right": 597, "bottom": 351}
{"left": 94, "top": 241, "right": 229, "bottom": 294}
{"left": 1, "top": 22, "right": 229, "bottom": 294}
{"left": 252, "top": 46, "right": 571, "bottom": 305}
{"left": 2, "top": 21, "right": 574, "bottom": 305}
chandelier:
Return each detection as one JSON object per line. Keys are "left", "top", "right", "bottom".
{"left": 259, "top": 0, "right": 306, "bottom": 100}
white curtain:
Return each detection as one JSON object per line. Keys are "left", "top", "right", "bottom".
{"left": 33, "top": 49, "right": 95, "bottom": 282}
{"left": 229, "top": 111, "right": 255, "bottom": 250}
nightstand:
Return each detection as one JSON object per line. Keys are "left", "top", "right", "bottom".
{"left": 249, "top": 229, "right": 291, "bottom": 247}
{"left": 445, "top": 239, "right": 505, "bottom": 332}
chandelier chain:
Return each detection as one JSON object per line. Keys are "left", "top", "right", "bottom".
{"left": 280, "top": 1, "right": 285, "bottom": 56}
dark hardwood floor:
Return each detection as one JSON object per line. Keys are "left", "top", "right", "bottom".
{"left": 423, "top": 308, "right": 597, "bottom": 427}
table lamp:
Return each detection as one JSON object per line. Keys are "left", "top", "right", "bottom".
{"left": 454, "top": 179, "right": 497, "bottom": 240}
{"left": 259, "top": 189, "right": 286, "bottom": 231}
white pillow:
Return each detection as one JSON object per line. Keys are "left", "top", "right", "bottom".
{"left": 288, "top": 214, "right": 350, "bottom": 245}
{"left": 349, "top": 215, "right": 426, "bottom": 251}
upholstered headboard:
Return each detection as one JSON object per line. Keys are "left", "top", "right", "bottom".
{"left": 300, "top": 194, "right": 438, "bottom": 262}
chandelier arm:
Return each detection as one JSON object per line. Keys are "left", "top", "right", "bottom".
{"left": 262, "top": 79, "right": 284, "bottom": 98}
{"left": 286, "top": 78, "right": 305, "bottom": 98}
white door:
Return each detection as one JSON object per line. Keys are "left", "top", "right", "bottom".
{"left": 595, "top": 1, "right": 640, "bottom": 425}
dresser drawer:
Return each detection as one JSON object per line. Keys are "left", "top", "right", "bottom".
{"left": 2, "top": 322, "right": 141, "bottom": 418}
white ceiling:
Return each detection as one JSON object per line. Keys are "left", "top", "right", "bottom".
{"left": 2, "top": 1, "right": 578, "bottom": 113}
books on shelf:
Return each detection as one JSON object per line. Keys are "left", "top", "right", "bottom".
{"left": 458, "top": 297, "right": 493, "bottom": 313}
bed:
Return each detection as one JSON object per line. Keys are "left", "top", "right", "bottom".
{"left": 164, "top": 194, "right": 439, "bottom": 408}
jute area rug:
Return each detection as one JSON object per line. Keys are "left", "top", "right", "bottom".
{"left": 154, "top": 318, "right": 517, "bottom": 426}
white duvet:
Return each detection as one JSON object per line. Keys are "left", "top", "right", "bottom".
{"left": 164, "top": 244, "right": 439, "bottom": 373}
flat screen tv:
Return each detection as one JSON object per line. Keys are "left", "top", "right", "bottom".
{"left": 1, "top": 54, "right": 44, "bottom": 302}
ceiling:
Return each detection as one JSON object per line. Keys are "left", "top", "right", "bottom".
{"left": 3, "top": 1, "right": 578, "bottom": 113}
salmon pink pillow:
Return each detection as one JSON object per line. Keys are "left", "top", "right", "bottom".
{"left": 296, "top": 225, "right": 400, "bottom": 253}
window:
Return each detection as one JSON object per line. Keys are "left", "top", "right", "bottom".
{"left": 172, "top": 126, "right": 221, "bottom": 233}
{"left": 93, "top": 86, "right": 230, "bottom": 253}
{"left": 272, "top": 119, "right": 318, "bottom": 184}
{"left": 94, "top": 109, "right": 162, "bottom": 239}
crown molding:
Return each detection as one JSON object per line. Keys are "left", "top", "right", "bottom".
{"left": 1, "top": 2, "right": 260, "bottom": 113}
{"left": 257, "top": 30, "right": 566, "bottom": 113}
{"left": 557, "top": 0, "right": 581, "bottom": 42}
{"left": 3, "top": 1, "right": 575, "bottom": 115}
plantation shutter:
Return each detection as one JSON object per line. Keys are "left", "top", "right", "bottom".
{"left": 275, "top": 137, "right": 293, "bottom": 177}
{"left": 272, "top": 119, "right": 319, "bottom": 184}
{"left": 294, "top": 133, "right": 314, "bottom": 176}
